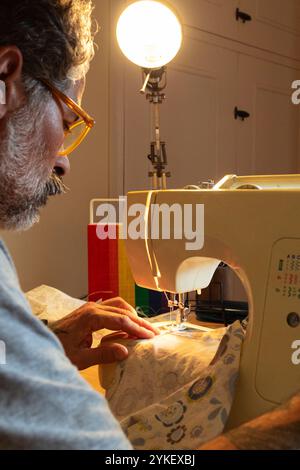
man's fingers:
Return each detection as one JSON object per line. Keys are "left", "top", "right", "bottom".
{"left": 101, "top": 297, "right": 137, "bottom": 316}
{"left": 93, "top": 304, "right": 160, "bottom": 336}
{"left": 101, "top": 331, "right": 129, "bottom": 343}
{"left": 98, "top": 304, "right": 138, "bottom": 320}
{"left": 88, "top": 310, "right": 157, "bottom": 339}
{"left": 99, "top": 343, "right": 129, "bottom": 363}
{"left": 78, "top": 343, "right": 129, "bottom": 369}
{"left": 79, "top": 334, "right": 93, "bottom": 349}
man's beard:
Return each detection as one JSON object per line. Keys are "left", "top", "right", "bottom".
{"left": 0, "top": 95, "right": 68, "bottom": 231}
{"left": 0, "top": 171, "right": 68, "bottom": 231}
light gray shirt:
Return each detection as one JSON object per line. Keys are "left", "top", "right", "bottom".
{"left": 0, "top": 240, "right": 132, "bottom": 450}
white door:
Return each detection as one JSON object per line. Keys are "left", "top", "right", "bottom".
{"left": 237, "top": 54, "right": 300, "bottom": 175}
{"left": 238, "top": 0, "right": 300, "bottom": 60}
{"left": 170, "top": 0, "right": 238, "bottom": 39}
{"left": 122, "top": 31, "right": 238, "bottom": 192}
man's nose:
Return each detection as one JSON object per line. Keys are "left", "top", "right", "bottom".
{"left": 54, "top": 156, "right": 71, "bottom": 177}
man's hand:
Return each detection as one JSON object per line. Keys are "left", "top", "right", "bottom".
{"left": 51, "top": 297, "right": 160, "bottom": 370}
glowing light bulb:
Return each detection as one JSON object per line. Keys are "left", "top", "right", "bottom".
{"left": 116, "top": 0, "right": 183, "bottom": 69}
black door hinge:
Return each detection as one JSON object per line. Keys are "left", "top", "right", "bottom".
{"left": 236, "top": 8, "right": 252, "bottom": 23}
{"left": 234, "top": 107, "right": 250, "bottom": 121}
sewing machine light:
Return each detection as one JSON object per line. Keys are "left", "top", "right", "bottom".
{"left": 116, "top": 1, "right": 182, "bottom": 69}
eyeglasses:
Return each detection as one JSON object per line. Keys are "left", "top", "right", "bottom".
{"left": 41, "top": 79, "right": 95, "bottom": 156}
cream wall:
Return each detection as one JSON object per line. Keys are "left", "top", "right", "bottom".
{"left": 2, "top": 1, "right": 110, "bottom": 298}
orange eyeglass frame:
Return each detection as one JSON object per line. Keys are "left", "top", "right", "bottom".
{"left": 41, "top": 79, "right": 95, "bottom": 156}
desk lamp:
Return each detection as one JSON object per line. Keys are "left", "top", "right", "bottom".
{"left": 116, "top": 0, "right": 183, "bottom": 189}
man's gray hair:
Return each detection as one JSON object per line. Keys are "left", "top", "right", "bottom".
{"left": 0, "top": 0, "right": 96, "bottom": 231}
{"left": 0, "top": 0, "right": 96, "bottom": 90}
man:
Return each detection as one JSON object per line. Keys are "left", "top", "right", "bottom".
{"left": 0, "top": 0, "right": 299, "bottom": 452}
{"left": 0, "top": 0, "right": 159, "bottom": 450}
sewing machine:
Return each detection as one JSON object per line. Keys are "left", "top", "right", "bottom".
{"left": 125, "top": 174, "right": 300, "bottom": 429}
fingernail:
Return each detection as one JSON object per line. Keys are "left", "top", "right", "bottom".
{"left": 153, "top": 327, "right": 161, "bottom": 335}
{"left": 145, "top": 330, "right": 155, "bottom": 338}
{"left": 115, "top": 347, "right": 128, "bottom": 361}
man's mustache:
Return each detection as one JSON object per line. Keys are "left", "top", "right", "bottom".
{"left": 45, "top": 172, "right": 69, "bottom": 197}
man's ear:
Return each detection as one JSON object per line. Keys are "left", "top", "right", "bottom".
{"left": 0, "top": 46, "right": 24, "bottom": 119}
